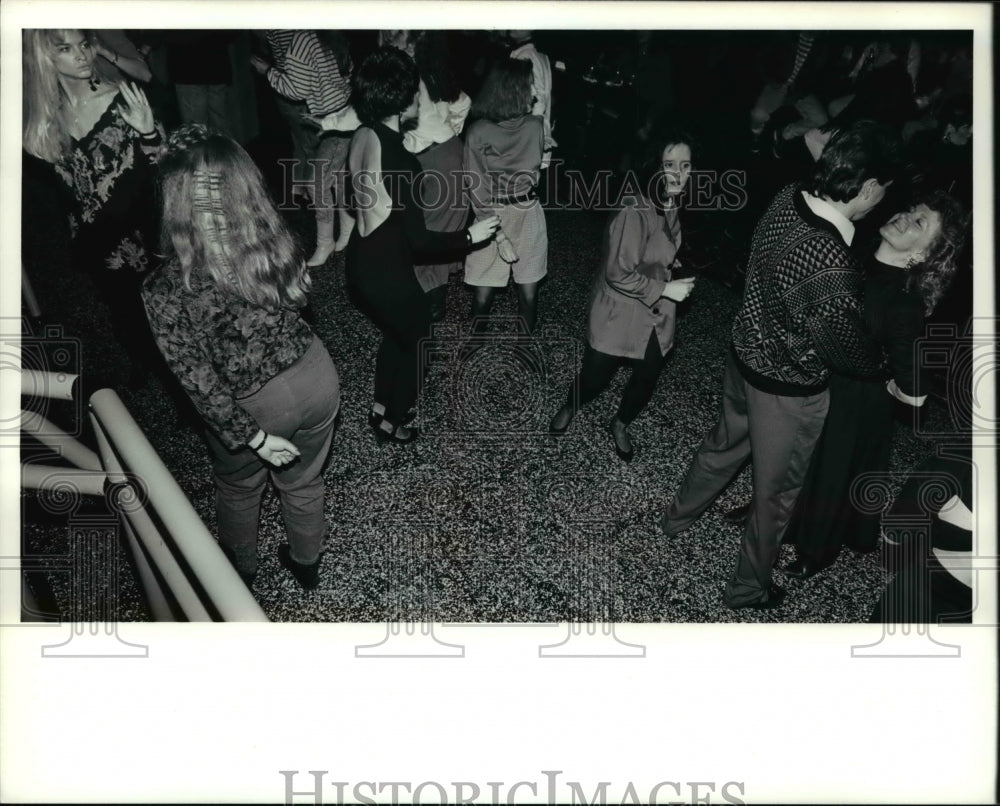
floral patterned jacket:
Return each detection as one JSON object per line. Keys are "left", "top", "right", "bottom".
{"left": 54, "top": 91, "right": 165, "bottom": 272}
{"left": 141, "top": 263, "right": 315, "bottom": 451}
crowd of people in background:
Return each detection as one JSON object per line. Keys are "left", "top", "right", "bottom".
{"left": 21, "top": 28, "right": 975, "bottom": 620}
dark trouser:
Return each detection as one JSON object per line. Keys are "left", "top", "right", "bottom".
{"left": 567, "top": 330, "right": 668, "bottom": 425}
{"left": 363, "top": 289, "right": 432, "bottom": 424}
{"left": 662, "top": 351, "right": 828, "bottom": 606}
{"left": 206, "top": 337, "right": 340, "bottom": 575}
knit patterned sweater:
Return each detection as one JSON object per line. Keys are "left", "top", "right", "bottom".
{"left": 731, "top": 184, "right": 885, "bottom": 395}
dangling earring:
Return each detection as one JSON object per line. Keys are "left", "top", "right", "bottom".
{"left": 88, "top": 76, "right": 101, "bottom": 92}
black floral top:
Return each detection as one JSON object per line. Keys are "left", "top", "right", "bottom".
{"left": 141, "top": 263, "right": 315, "bottom": 450}
{"left": 54, "top": 91, "right": 164, "bottom": 272}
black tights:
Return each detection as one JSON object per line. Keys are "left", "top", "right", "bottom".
{"left": 566, "top": 330, "right": 668, "bottom": 425}
{"left": 471, "top": 282, "right": 539, "bottom": 335}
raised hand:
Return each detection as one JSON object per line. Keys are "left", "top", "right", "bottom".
{"left": 117, "top": 81, "right": 155, "bottom": 136}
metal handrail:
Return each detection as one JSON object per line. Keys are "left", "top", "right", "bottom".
{"left": 88, "top": 389, "right": 268, "bottom": 621}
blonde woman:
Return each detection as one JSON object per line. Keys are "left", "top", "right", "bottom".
{"left": 22, "top": 28, "right": 164, "bottom": 386}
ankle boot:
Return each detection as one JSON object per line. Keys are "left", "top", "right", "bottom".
{"left": 277, "top": 545, "right": 322, "bottom": 590}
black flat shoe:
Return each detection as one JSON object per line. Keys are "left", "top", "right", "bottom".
{"left": 548, "top": 405, "right": 574, "bottom": 435}
{"left": 608, "top": 419, "right": 634, "bottom": 462}
{"left": 374, "top": 422, "right": 419, "bottom": 444}
{"left": 728, "top": 584, "right": 787, "bottom": 610}
{"left": 783, "top": 556, "right": 833, "bottom": 580}
{"left": 277, "top": 544, "right": 321, "bottom": 590}
{"left": 723, "top": 501, "right": 752, "bottom": 524}
{"left": 368, "top": 407, "right": 416, "bottom": 428}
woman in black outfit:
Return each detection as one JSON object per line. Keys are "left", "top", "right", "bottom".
{"left": 344, "top": 46, "right": 500, "bottom": 443}
{"left": 781, "top": 189, "right": 968, "bottom": 579}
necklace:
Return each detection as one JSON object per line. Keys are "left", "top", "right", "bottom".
{"left": 66, "top": 80, "right": 102, "bottom": 126}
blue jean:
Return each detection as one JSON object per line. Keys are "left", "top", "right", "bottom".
{"left": 206, "top": 337, "right": 340, "bottom": 575}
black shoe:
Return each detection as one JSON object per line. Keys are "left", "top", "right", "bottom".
{"left": 608, "top": 419, "right": 634, "bottom": 462}
{"left": 369, "top": 406, "right": 415, "bottom": 428}
{"left": 783, "top": 556, "right": 833, "bottom": 580}
{"left": 374, "top": 421, "right": 419, "bottom": 444}
{"left": 729, "top": 584, "right": 787, "bottom": 610}
{"left": 548, "top": 405, "right": 574, "bottom": 435}
{"left": 277, "top": 544, "right": 321, "bottom": 590}
{"left": 723, "top": 501, "right": 752, "bottom": 524}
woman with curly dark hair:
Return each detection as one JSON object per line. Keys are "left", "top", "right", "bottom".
{"left": 779, "top": 189, "right": 969, "bottom": 579}
{"left": 345, "top": 46, "right": 500, "bottom": 443}
{"left": 142, "top": 125, "right": 340, "bottom": 591}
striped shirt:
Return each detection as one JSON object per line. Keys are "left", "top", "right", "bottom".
{"left": 265, "top": 30, "right": 350, "bottom": 116}
{"left": 265, "top": 30, "right": 296, "bottom": 71}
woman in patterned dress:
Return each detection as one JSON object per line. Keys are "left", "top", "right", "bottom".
{"left": 22, "top": 29, "right": 165, "bottom": 387}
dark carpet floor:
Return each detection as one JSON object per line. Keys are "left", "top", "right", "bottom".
{"left": 21, "top": 190, "right": 959, "bottom": 623}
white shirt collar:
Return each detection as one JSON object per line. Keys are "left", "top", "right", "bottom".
{"left": 801, "top": 191, "right": 855, "bottom": 246}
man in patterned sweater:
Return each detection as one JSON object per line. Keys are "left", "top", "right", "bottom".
{"left": 661, "top": 120, "right": 904, "bottom": 610}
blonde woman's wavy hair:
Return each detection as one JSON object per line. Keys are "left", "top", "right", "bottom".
{"left": 22, "top": 29, "right": 115, "bottom": 163}
{"left": 157, "top": 125, "right": 310, "bottom": 311}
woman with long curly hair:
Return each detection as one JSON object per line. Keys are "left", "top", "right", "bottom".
{"left": 22, "top": 28, "right": 165, "bottom": 387}
{"left": 778, "top": 189, "right": 969, "bottom": 579}
{"left": 142, "top": 125, "right": 341, "bottom": 591}
{"left": 344, "top": 46, "right": 500, "bottom": 444}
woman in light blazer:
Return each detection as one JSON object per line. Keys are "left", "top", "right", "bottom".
{"left": 549, "top": 124, "right": 697, "bottom": 461}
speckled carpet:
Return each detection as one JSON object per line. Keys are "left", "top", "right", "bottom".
{"left": 21, "top": 194, "right": 960, "bottom": 625}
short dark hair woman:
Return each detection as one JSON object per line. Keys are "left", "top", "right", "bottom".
{"left": 142, "top": 125, "right": 341, "bottom": 590}
{"left": 781, "top": 189, "right": 969, "bottom": 578}
{"left": 345, "top": 46, "right": 500, "bottom": 443}
{"left": 380, "top": 30, "right": 474, "bottom": 323}
{"left": 548, "top": 124, "right": 698, "bottom": 461}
